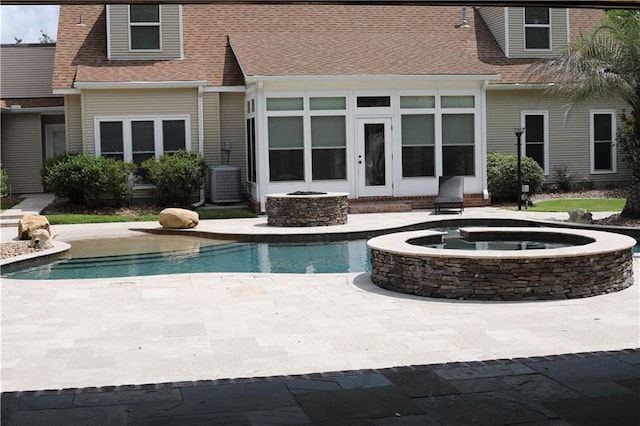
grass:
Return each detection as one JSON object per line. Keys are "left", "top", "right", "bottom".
{"left": 528, "top": 198, "right": 625, "bottom": 212}
{"left": 0, "top": 196, "right": 23, "bottom": 210}
{"left": 46, "top": 209, "right": 257, "bottom": 225}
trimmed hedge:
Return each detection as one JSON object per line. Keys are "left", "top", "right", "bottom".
{"left": 141, "top": 150, "right": 207, "bottom": 207}
{"left": 42, "top": 154, "right": 136, "bottom": 206}
{"left": 487, "top": 152, "right": 544, "bottom": 202}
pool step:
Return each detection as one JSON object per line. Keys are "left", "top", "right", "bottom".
{"left": 348, "top": 202, "right": 412, "bottom": 214}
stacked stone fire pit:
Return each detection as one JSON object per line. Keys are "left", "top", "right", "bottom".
{"left": 266, "top": 192, "right": 348, "bottom": 227}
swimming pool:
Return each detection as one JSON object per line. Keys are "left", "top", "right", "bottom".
{"left": 4, "top": 237, "right": 371, "bottom": 279}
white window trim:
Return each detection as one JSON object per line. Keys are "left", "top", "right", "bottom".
{"left": 521, "top": 111, "right": 549, "bottom": 175}
{"left": 265, "top": 93, "right": 349, "bottom": 183}
{"left": 590, "top": 109, "right": 617, "bottom": 174}
{"left": 128, "top": 4, "right": 162, "bottom": 52}
{"left": 94, "top": 115, "right": 191, "bottom": 161}
{"left": 523, "top": 7, "right": 552, "bottom": 51}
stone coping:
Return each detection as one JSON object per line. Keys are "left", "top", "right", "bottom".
{"left": 367, "top": 227, "right": 637, "bottom": 259}
{"left": 0, "top": 240, "right": 71, "bottom": 272}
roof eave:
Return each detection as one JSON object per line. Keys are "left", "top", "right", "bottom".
{"left": 244, "top": 74, "right": 501, "bottom": 84}
{"left": 73, "top": 80, "right": 208, "bottom": 90}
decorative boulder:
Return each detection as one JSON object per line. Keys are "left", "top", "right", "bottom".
{"left": 30, "top": 228, "right": 53, "bottom": 250}
{"left": 568, "top": 208, "right": 593, "bottom": 223}
{"left": 159, "top": 208, "right": 199, "bottom": 229}
{"left": 18, "top": 215, "right": 51, "bottom": 240}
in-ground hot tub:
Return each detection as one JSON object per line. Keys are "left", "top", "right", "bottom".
{"left": 368, "top": 227, "right": 636, "bottom": 300}
{"left": 266, "top": 192, "right": 348, "bottom": 227}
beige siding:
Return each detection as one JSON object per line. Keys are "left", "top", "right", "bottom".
{"left": 220, "top": 93, "right": 247, "bottom": 183}
{"left": 108, "top": 4, "right": 181, "bottom": 59}
{"left": 0, "top": 45, "right": 55, "bottom": 98}
{"left": 82, "top": 88, "right": 199, "bottom": 155}
{"left": 202, "top": 92, "right": 221, "bottom": 167}
{"left": 486, "top": 90, "right": 631, "bottom": 186}
{"left": 1, "top": 114, "right": 44, "bottom": 193}
{"left": 478, "top": 7, "right": 506, "bottom": 54}
{"left": 65, "top": 95, "right": 83, "bottom": 154}
{"left": 507, "top": 8, "right": 568, "bottom": 57}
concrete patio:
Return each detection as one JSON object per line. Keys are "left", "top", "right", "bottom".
{"left": 1, "top": 202, "right": 639, "bottom": 424}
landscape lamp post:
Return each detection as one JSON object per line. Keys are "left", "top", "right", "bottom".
{"left": 513, "top": 127, "right": 525, "bottom": 211}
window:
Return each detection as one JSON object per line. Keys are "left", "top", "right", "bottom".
{"left": 523, "top": 112, "right": 548, "bottom": 173}
{"left": 442, "top": 114, "right": 475, "bottom": 176}
{"left": 246, "top": 99, "right": 257, "bottom": 183}
{"left": 311, "top": 116, "right": 346, "bottom": 180}
{"left": 524, "top": 7, "right": 550, "bottom": 50}
{"left": 268, "top": 116, "right": 304, "bottom": 181}
{"left": 357, "top": 96, "right": 391, "bottom": 108}
{"left": 130, "top": 5, "right": 160, "bottom": 50}
{"left": 96, "top": 116, "right": 190, "bottom": 179}
{"left": 591, "top": 111, "right": 616, "bottom": 173}
{"left": 401, "top": 114, "right": 435, "bottom": 177}
{"left": 265, "top": 96, "right": 347, "bottom": 182}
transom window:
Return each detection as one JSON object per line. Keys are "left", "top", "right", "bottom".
{"left": 129, "top": 5, "right": 161, "bottom": 50}
{"left": 524, "top": 7, "right": 551, "bottom": 50}
{"left": 95, "top": 115, "right": 190, "bottom": 180}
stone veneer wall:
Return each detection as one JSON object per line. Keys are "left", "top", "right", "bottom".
{"left": 370, "top": 248, "right": 635, "bottom": 301}
{"left": 266, "top": 193, "right": 348, "bottom": 227}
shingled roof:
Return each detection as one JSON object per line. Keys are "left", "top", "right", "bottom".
{"left": 53, "top": 4, "right": 605, "bottom": 90}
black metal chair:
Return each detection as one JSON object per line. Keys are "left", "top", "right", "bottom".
{"left": 434, "top": 176, "right": 464, "bottom": 214}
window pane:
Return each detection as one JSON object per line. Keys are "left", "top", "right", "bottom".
{"left": 526, "top": 143, "right": 545, "bottom": 170}
{"left": 402, "top": 146, "right": 434, "bottom": 177}
{"left": 312, "top": 148, "right": 346, "bottom": 180}
{"left": 400, "top": 96, "right": 435, "bottom": 108}
{"left": 357, "top": 96, "right": 390, "bottom": 108}
{"left": 525, "top": 115, "right": 544, "bottom": 142}
{"left": 525, "top": 28, "right": 550, "bottom": 49}
{"left": 441, "top": 96, "right": 474, "bottom": 108}
{"left": 131, "top": 26, "right": 160, "bottom": 49}
{"left": 442, "top": 114, "right": 474, "bottom": 145}
{"left": 99, "top": 122, "right": 124, "bottom": 153}
{"left": 402, "top": 115, "right": 434, "bottom": 146}
{"left": 131, "top": 121, "right": 155, "bottom": 152}
{"left": 133, "top": 153, "right": 154, "bottom": 167}
{"left": 310, "top": 97, "right": 346, "bottom": 110}
{"left": 525, "top": 7, "right": 549, "bottom": 24}
{"left": 266, "top": 98, "right": 303, "bottom": 111}
{"left": 269, "top": 150, "right": 304, "bottom": 181}
{"left": 268, "top": 117, "right": 303, "bottom": 148}
{"left": 131, "top": 5, "right": 159, "bottom": 22}
{"left": 594, "top": 114, "right": 612, "bottom": 141}
{"left": 443, "top": 146, "right": 474, "bottom": 176}
{"left": 311, "top": 116, "right": 345, "bottom": 147}
{"left": 163, "top": 120, "right": 186, "bottom": 151}
{"left": 594, "top": 142, "right": 612, "bottom": 170}
{"left": 246, "top": 118, "right": 257, "bottom": 182}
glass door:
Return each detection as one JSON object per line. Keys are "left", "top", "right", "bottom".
{"left": 357, "top": 117, "right": 392, "bottom": 197}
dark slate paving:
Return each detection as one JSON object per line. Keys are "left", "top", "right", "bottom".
{"left": 2, "top": 350, "right": 640, "bottom": 425}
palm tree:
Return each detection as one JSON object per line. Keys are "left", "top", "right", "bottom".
{"left": 526, "top": 10, "right": 640, "bottom": 219}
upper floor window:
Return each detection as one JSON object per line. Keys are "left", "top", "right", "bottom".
{"left": 524, "top": 8, "right": 550, "bottom": 50}
{"left": 129, "top": 5, "right": 161, "bottom": 50}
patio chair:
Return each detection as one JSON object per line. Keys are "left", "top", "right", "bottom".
{"left": 434, "top": 176, "right": 464, "bottom": 214}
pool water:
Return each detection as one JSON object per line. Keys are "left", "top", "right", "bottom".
{"left": 421, "top": 239, "right": 575, "bottom": 250}
{"left": 4, "top": 238, "right": 371, "bottom": 280}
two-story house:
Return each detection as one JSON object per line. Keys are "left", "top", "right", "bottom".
{"left": 4, "top": 4, "right": 629, "bottom": 211}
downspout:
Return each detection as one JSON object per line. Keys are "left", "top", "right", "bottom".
{"left": 481, "top": 79, "right": 490, "bottom": 200}
{"left": 192, "top": 84, "right": 206, "bottom": 208}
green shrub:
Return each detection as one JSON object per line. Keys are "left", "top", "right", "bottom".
{"left": 43, "top": 155, "right": 136, "bottom": 206}
{"left": 141, "top": 150, "right": 207, "bottom": 207}
{"left": 0, "top": 163, "right": 7, "bottom": 198}
{"left": 41, "top": 153, "right": 79, "bottom": 192}
{"left": 487, "top": 152, "right": 545, "bottom": 202}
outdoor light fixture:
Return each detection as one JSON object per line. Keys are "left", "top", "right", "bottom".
{"left": 513, "top": 127, "right": 525, "bottom": 211}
